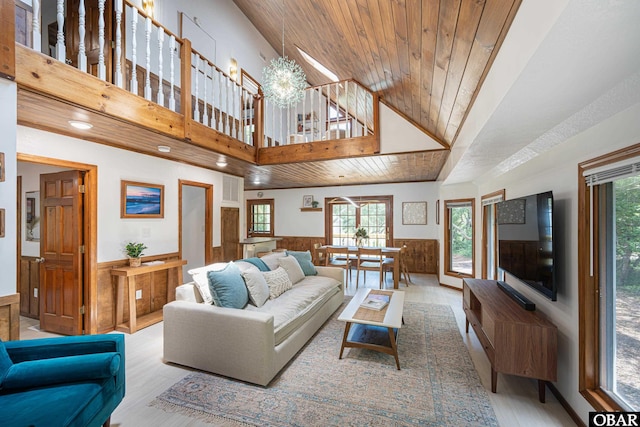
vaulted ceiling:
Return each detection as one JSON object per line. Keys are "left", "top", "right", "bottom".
{"left": 233, "top": 0, "right": 521, "bottom": 149}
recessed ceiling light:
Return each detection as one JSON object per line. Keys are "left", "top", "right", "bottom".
{"left": 68, "top": 120, "right": 93, "bottom": 130}
{"left": 216, "top": 160, "right": 228, "bottom": 167}
{"left": 157, "top": 145, "right": 171, "bottom": 153}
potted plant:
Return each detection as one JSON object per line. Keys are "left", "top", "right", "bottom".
{"left": 312, "top": 200, "right": 319, "bottom": 208}
{"left": 125, "top": 242, "right": 147, "bottom": 267}
{"left": 354, "top": 227, "right": 369, "bottom": 247}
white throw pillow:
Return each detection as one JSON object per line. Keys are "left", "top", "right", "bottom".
{"left": 188, "top": 262, "right": 229, "bottom": 305}
{"left": 260, "top": 251, "right": 287, "bottom": 270}
{"left": 262, "top": 267, "right": 293, "bottom": 299}
{"left": 278, "top": 255, "right": 305, "bottom": 285}
{"left": 242, "top": 270, "right": 270, "bottom": 307}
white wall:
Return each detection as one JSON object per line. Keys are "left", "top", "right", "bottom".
{"left": 441, "top": 101, "right": 640, "bottom": 423}
{"left": 244, "top": 181, "right": 440, "bottom": 240}
{"left": 0, "top": 79, "right": 18, "bottom": 297}
{"left": 17, "top": 126, "right": 240, "bottom": 263}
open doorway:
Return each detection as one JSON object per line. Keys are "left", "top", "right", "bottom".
{"left": 16, "top": 155, "right": 98, "bottom": 335}
{"left": 179, "top": 180, "right": 213, "bottom": 278}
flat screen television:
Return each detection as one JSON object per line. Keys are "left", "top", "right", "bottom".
{"left": 496, "top": 191, "right": 556, "bottom": 301}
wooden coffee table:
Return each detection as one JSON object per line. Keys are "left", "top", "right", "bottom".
{"left": 338, "top": 288, "right": 405, "bottom": 369}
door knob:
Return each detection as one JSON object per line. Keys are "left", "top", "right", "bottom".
{"left": 35, "top": 257, "right": 45, "bottom": 263}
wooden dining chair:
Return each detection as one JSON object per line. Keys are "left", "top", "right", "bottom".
{"left": 356, "top": 247, "right": 384, "bottom": 289}
{"left": 324, "top": 246, "right": 352, "bottom": 283}
{"left": 313, "top": 243, "right": 326, "bottom": 265}
{"left": 384, "top": 245, "right": 411, "bottom": 286}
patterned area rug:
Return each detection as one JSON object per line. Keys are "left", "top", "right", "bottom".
{"left": 150, "top": 302, "right": 497, "bottom": 426}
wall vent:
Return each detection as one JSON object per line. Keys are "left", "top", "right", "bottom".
{"left": 223, "top": 176, "right": 240, "bottom": 202}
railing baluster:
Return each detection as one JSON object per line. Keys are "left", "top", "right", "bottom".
{"left": 169, "top": 35, "right": 175, "bottom": 111}
{"left": 202, "top": 62, "right": 209, "bottom": 126}
{"left": 335, "top": 82, "right": 340, "bottom": 139}
{"left": 355, "top": 84, "right": 359, "bottom": 137}
{"left": 218, "top": 70, "right": 224, "bottom": 132}
{"left": 193, "top": 54, "right": 200, "bottom": 121}
{"left": 56, "top": 0, "right": 65, "bottom": 62}
{"left": 98, "top": 0, "right": 105, "bottom": 80}
{"left": 209, "top": 64, "right": 215, "bottom": 127}
{"left": 157, "top": 28, "right": 164, "bottom": 106}
{"left": 77, "top": 0, "right": 86, "bottom": 72}
{"left": 308, "top": 89, "right": 314, "bottom": 141}
{"left": 345, "top": 80, "right": 350, "bottom": 137}
{"left": 144, "top": 17, "right": 152, "bottom": 100}
{"left": 232, "top": 83, "right": 237, "bottom": 138}
{"left": 32, "top": 0, "right": 41, "bottom": 51}
{"left": 114, "top": 0, "right": 123, "bottom": 88}
{"left": 318, "top": 86, "right": 322, "bottom": 139}
{"left": 130, "top": 8, "right": 138, "bottom": 94}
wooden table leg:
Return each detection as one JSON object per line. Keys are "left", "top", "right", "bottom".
{"left": 393, "top": 257, "right": 399, "bottom": 289}
{"left": 339, "top": 322, "right": 352, "bottom": 359}
{"left": 127, "top": 277, "right": 137, "bottom": 334}
{"left": 465, "top": 318, "right": 469, "bottom": 333}
{"left": 388, "top": 327, "right": 400, "bottom": 370}
{"left": 538, "top": 380, "right": 546, "bottom": 403}
{"left": 115, "top": 276, "right": 125, "bottom": 327}
{"left": 491, "top": 366, "right": 497, "bottom": 393}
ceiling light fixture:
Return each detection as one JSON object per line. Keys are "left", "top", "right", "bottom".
{"left": 68, "top": 120, "right": 93, "bottom": 130}
{"left": 262, "top": 0, "right": 307, "bottom": 108}
{"left": 296, "top": 46, "right": 339, "bottom": 82}
{"left": 216, "top": 160, "right": 228, "bottom": 167}
{"left": 157, "top": 145, "right": 171, "bottom": 153}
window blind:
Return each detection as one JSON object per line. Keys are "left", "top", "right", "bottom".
{"left": 481, "top": 194, "right": 504, "bottom": 206}
{"left": 584, "top": 157, "right": 640, "bottom": 186}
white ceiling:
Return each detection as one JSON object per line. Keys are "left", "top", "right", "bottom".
{"left": 442, "top": 0, "right": 640, "bottom": 185}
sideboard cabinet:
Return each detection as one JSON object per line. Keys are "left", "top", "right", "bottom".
{"left": 462, "top": 278, "right": 557, "bottom": 402}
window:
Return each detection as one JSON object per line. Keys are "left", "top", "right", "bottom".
{"left": 247, "top": 199, "right": 274, "bottom": 237}
{"left": 481, "top": 190, "right": 505, "bottom": 280}
{"left": 444, "top": 199, "right": 475, "bottom": 277}
{"left": 325, "top": 196, "right": 392, "bottom": 246}
{"left": 580, "top": 148, "right": 640, "bottom": 411}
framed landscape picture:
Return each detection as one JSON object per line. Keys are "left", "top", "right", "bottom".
{"left": 121, "top": 181, "right": 164, "bottom": 218}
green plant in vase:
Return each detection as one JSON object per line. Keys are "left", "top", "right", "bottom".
{"left": 354, "top": 227, "right": 369, "bottom": 247}
{"left": 125, "top": 242, "right": 147, "bottom": 267}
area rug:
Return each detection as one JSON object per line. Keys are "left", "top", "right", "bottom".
{"left": 150, "top": 302, "right": 497, "bottom": 426}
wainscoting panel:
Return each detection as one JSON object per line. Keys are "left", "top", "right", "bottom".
{"left": 19, "top": 256, "right": 40, "bottom": 318}
{"left": 0, "top": 294, "right": 20, "bottom": 341}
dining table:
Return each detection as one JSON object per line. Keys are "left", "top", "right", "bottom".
{"left": 319, "top": 245, "right": 403, "bottom": 289}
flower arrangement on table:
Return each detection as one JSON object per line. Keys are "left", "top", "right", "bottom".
{"left": 354, "top": 227, "right": 369, "bottom": 247}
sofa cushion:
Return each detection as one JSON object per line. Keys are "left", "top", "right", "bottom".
{"left": 0, "top": 340, "right": 12, "bottom": 385}
{"left": 260, "top": 252, "right": 287, "bottom": 271}
{"left": 238, "top": 257, "right": 270, "bottom": 271}
{"left": 278, "top": 255, "right": 305, "bottom": 284}
{"left": 262, "top": 267, "right": 292, "bottom": 299}
{"left": 245, "top": 275, "right": 342, "bottom": 345}
{"left": 188, "top": 262, "right": 230, "bottom": 305}
{"left": 287, "top": 250, "right": 318, "bottom": 276}
{"left": 242, "top": 270, "right": 270, "bottom": 307}
{"left": 207, "top": 263, "right": 248, "bottom": 309}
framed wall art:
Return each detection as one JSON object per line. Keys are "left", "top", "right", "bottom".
{"left": 497, "top": 198, "right": 526, "bottom": 224}
{"left": 121, "top": 181, "right": 164, "bottom": 218}
{"left": 0, "top": 152, "right": 4, "bottom": 182}
{"left": 402, "top": 201, "right": 427, "bottom": 225}
{"left": 302, "top": 195, "right": 313, "bottom": 208}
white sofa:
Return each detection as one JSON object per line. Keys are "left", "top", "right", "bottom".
{"left": 163, "top": 260, "right": 344, "bottom": 386}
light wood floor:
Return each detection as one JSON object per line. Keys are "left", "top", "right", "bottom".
{"left": 19, "top": 272, "right": 577, "bottom": 426}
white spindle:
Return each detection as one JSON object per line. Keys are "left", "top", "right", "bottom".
{"left": 157, "top": 28, "right": 164, "bottom": 106}
{"left": 144, "top": 17, "right": 152, "bottom": 100}
{"left": 318, "top": 86, "right": 323, "bottom": 139}
{"left": 130, "top": 8, "right": 138, "bottom": 94}
{"left": 32, "top": 0, "right": 41, "bottom": 51}
{"left": 218, "top": 71, "right": 224, "bottom": 131}
{"left": 56, "top": 0, "right": 65, "bottom": 62}
{"left": 225, "top": 80, "right": 230, "bottom": 135}
{"left": 308, "top": 89, "right": 314, "bottom": 142}
{"left": 232, "top": 84, "right": 237, "bottom": 138}
{"left": 365, "top": 92, "right": 370, "bottom": 136}
{"left": 344, "top": 81, "right": 349, "bottom": 137}
{"left": 114, "top": 0, "right": 123, "bottom": 88}
{"left": 97, "top": 0, "right": 105, "bottom": 80}
{"left": 355, "top": 84, "right": 359, "bottom": 137}
{"left": 193, "top": 54, "right": 200, "bottom": 121}
{"left": 202, "top": 62, "right": 209, "bottom": 126}
{"left": 77, "top": 0, "right": 86, "bottom": 72}
{"left": 335, "top": 82, "right": 340, "bottom": 139}
{"left": 169, "top": 35, "right": 176, "bottom": 111}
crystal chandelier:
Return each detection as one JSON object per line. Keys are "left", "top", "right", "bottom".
{"left": 262, "top": 1, "right": 307, "bottom": 108}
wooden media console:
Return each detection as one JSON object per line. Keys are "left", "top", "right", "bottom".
{"left": 463, "top": 278, "right": 558, "bottom": 402}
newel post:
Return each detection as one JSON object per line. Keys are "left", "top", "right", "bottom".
{"left": 0, "top": 0, "right": 16, "bottom": 80}
{"left": 254, "top": 94, "right": 264, "bottom": 149}
{"left": 181, "top": 38, "right": 192, "bottom": 140}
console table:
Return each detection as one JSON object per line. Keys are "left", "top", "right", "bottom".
{"left": 462, "top": 278, "right": 557, "bottom": 402}
{"left": 111, "top": 259, "right": 186, "bottom": 333}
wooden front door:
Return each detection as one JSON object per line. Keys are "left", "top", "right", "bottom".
{"left": 66, "top": 0, "right": 113, "bottom": 80}
{"left": 221, "top": 207, "right": 240, "bottom": 261}
{"left": 39, "top": 170, "right": 84, "bottom": 335}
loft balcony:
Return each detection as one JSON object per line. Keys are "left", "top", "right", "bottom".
{"left": 9, "top": 0, "right": 379, "bottom": 174}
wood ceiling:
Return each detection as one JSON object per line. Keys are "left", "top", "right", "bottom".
{"left": 234, "top": 0, "right": 521, "bottom": 148}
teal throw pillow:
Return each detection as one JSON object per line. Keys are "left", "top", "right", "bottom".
{"left": 238, "top": 257, "right": 270, "bottom": 271}
{"left": 207, "top": 263, "right": 249, "bottom": 309}
{"left": 287, "top": 250, "right": 317, "bottom": 276}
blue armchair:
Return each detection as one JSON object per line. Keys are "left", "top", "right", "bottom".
{"left": 0, "top": 334, "right": 125, "bottom": 427}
